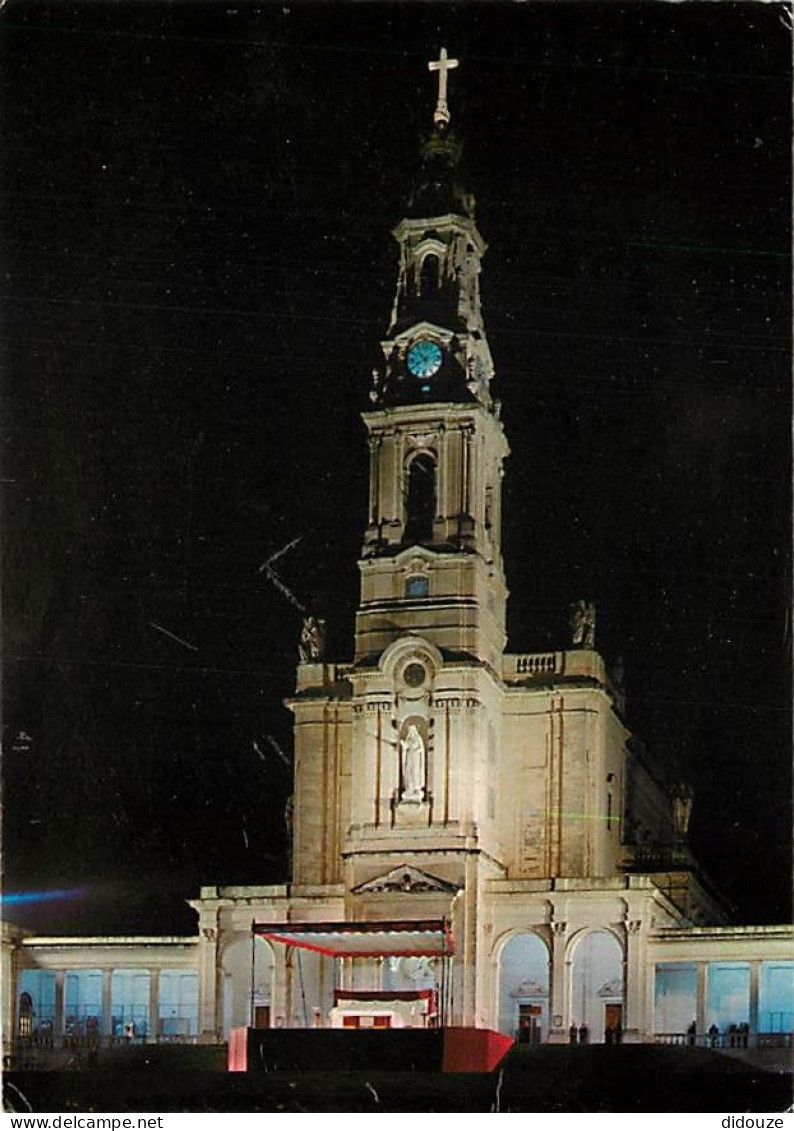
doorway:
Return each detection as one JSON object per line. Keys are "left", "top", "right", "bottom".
{"left": 517, "top": 1002, "right": 543, "bottom": 1045}
{"left": 604, "top": 1002, "right": 623, "bottom": 1043}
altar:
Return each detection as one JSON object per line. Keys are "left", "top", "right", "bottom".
{"left": 330, "top": 988, "right": 437, "bottom": 1029}
{"left": 252, "top": 918, "right": 454, "bottom": 1028}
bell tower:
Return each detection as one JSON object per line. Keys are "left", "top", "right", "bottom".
{"left": 357, "top": 50, "right": 509, "bottom": 673}
{"left": 291, "top": 51, "right": 514, "bottom": 927}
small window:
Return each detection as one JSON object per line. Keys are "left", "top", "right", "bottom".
{"left": 405, "top": 575, "right": 429, "bottom": 598}
{"left": 403, "top": 662, "right": 427, "bottom": 688}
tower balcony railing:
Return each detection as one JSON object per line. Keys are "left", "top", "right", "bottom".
{"left": 504, "top": 650, "right": 613, "bottom": 690}
{"left": 622, "top": 844, "right": 693, "bottom": 872}
{"left": 507, "top": 652, "right": 563, "bottom": 678}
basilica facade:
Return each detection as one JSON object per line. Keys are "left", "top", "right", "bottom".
{"left": 5, "top": 54, "right": 792, "bottom": 1056}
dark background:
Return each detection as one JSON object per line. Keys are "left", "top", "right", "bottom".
{"left": 2, "top": 2, "right": 790, "bottom": 934}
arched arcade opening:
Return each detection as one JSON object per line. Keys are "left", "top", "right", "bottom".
{"left": 497, "top": 931, "right": 550, "bottom": 1042}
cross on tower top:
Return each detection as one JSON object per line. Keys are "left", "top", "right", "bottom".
{"left": 428, "top": 47, "right": 459, "bottom": 127}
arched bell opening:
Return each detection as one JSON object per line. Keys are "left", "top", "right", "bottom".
{"left": 404, "top": 452, "right": 436, "bottom": 544}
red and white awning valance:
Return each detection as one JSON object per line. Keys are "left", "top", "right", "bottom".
{"left": 253, "top": 918, "right": 454, "bottom": 958}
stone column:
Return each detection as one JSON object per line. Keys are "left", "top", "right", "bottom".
{"left": 696, "top": 961, "right": 707, "bottom": 1037}
{"left": 196, "top": 927, "right": 220, "bottom": 1040}
{"left": 368, "top": 435, "right": 380, "bottom": 528}
{"left": 270, "top": 944, "right": 289, "bottom": 1029}
{"left": 748, "top": 961, "right": 760, "bottom": 1048}
{"left": 450, "top": 894, "right": 466, "bottom": 1026}
{"left": 623, "top": 919, "right": 644, "bottom": 1043}
{"left": 391, "top": 429, "right": 402, "bottom": 536}
{"left": 101, "top": 969, "right": 113, "bottom": 1039}
{"left": 461, "top": 854, "right": 479, "bottom": 1026}
{"left": 445, "top": 701, "right": 464, "bottom": 824}
{"left": 284, "top": 948, "right": 295, "bottom": 1028}
{"left": 2, "top": 943, "right": 18, "bottom": 1050}
{"left": 547, "top": 921, "right": 568, "bottom": 1044}
{"left": 54, "top": 970, "right": 65, "bottom": 1040}
{"left": 438, "top": 424, "right": 449, "bottom": 538}
{"left": 148, "top": 970, "right": 159, "bottom": 1043}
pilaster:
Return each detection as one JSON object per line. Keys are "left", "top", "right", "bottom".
{"left": 101, "top": 969, "right": 112, "bottom": 1038}
{"left": 748, "top": 960, "right": 760, "bottom": 1048}
{"left": 148, "top": 970, "right": 160, "bottom": 1042}
{"left": 623, "top": 918, "right": 645, "bottom": 1042}
{"left": 197, "top": 921, "right": 220, "bottom": 1040}
{"left": 54, "top": 970, "right": 65, "bottom": 1038}
{"left": 461, "top": 853, "right": 479, "bottom": 1025}
{"left": 695, "top": 961, "right": 707, "bottom": 1035}
{"left": 548, "top": 920, "right": 569, "bottom": 1043}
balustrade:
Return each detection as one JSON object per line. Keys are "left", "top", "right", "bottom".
{"left": 513, "top": 653, "right": 560, "bottom": 676}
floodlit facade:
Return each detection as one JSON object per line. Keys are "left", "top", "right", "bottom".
{"left": 4, "top": 53, "right": 792, "bottom": 1059}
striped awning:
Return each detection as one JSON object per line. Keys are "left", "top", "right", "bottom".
{"left": 253, "top": 918, "right": 454, "bottom": 958}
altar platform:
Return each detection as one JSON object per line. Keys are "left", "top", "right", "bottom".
{"left": 228, "top": 1025, "right": 514, "bottom": 1074}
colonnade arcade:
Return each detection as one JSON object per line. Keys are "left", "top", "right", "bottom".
{"left": 653, "top": 959, "right": 794, "bottom": 1046}
{"left": 17, "top": 965, "right": 198, "bottom": 1043}
{"left": 495, "top": 928, "right": 624, "bottom": 1044}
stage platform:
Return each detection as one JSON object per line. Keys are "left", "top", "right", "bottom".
{"left": 229, "top": 1026, "right": 514, "bottom": 1074}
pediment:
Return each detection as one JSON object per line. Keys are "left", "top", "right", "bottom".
{"left": 596, "top": 980, "right": 623, "bottom": 998}
{"left": 352, "top": 864, "right": 459, "bottom": 895}
{"left": 510, "top": 979, "right": 548, "bottom": 999}
{"left": 389, "top": 320, "right": 456, "bottom": 348}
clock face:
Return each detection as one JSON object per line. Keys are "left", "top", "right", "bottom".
{"left": 407, "top": 339, "right": 443, "bottom": 379}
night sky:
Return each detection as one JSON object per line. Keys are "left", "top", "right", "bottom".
{"left": 3, "top": 2, "right": 790, "bottom": 935}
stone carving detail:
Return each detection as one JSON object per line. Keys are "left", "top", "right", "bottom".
{"left": 201, "top": 927, "right": 217, "bottom": 942}
{"left": 551, "top": 921, "right": 567, "bottom": 936}
{"left": 627, "top": 919, "right": 642, "bottom": 935}
{"left": 434, "top": 697, "right": 481, "bottom": 712}
{"left": 362, "top": 701, "right": 392, "bottom": 714}
{"left": 406, "top": 557, "right": 429, "bottom": 576}
{"left": 673, "top": 782, "right": 695, "bottom": 839}
{"left": 352, "top": 864, "right": 458, "bottom": 895}
{"left": 596, "top": 979, "right": 623, "bottom": 998}
{"left": 569, "top": 599, "right": 596, "bottom": 649}
{"left": 299, "top": 615, "right": 326, "bottom": 662}
{"left": 400, "top": 723, "right": 426, "bottom": 802}
{"left": 405, "top": 432, "right": 438, "bottom": 451}
{"left": 510, "top": 979, "right": 547, "bottom": 999}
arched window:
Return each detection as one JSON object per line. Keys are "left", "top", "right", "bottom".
{"left": 419, "top": 254, "right": 439, "bottom": 295}
{"left": 405, "top": 453, "right": 435, "bottom": 543}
